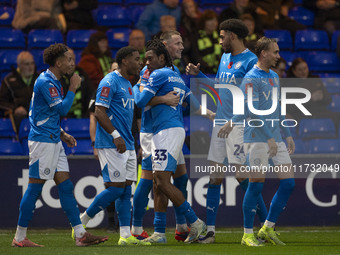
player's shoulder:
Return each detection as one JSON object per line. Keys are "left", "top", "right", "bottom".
{"left": 269, "top": 69, "right": 279, "bottom": 79}
{"left": 100, "top": 71, "right": 120, "bottom": 87}
{"left": 35, "top": 71, "right": 55, "bottom": 88}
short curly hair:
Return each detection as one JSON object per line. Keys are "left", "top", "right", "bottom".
{"left": 43, "top": 43, "right": 69, "bottom": 67}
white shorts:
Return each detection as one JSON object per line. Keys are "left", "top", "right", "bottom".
{"left": 207, "top": 125, "right": 227, "bottom": 164}
{"left": 151, "top": 127, "right": 185, "bottom": 173}
{"left": 28, "top": 141, "right": 69, "bottom": 180}
{"left": 226, "top": 125, "right": 246, "bottom": 165}
{"left": 245, "top": 142, "right": 292, "bottom": 168}
{"left": 98, "top": 148, "right": 137, "bottom": 182}
{"left": 141, "top": 131, "right": 185, "bottom": 171}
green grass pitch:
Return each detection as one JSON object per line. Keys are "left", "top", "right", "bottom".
{"left": 1, "top": 227, "right": 339, "bottom": 255}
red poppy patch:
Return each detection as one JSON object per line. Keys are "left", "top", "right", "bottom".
{"left": 128, "top": 87, "right": 132, "bottom": 95}
{"left": 245, "top": 83, "right": 253, "bottom": 94}
{"left": 269, "top": 78, "right": 274, "bottom": 86}
{"left": 228, "top": 61, "right": 233, "bottom": 69}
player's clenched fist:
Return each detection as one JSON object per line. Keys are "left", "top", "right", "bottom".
{"left": 69, "top": 73, "right": 82, "bottom": 92}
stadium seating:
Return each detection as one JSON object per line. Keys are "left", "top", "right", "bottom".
{"left": 306, "top": 51, "right": 340, "bottom": 72}
{"left": 0, "top": 117, "right": 16, "bottom": 138}
{"left": 96, "top": 5, "right": 131, "bottom": 27}
{"left": 128, "top": 5, "right": 145, "bottom": 24}
{"left": 298, "top": 118, "right": 337, "bottom": 139}
{"left": 64, "top": 139, "right": 93, "bottom": 155}
{"left": 21, "top": 138, "right": 28, "bottom": 155}
{"left": 31, "top": 49, "right": 48, "bottom": 72}
{"left": 295, "top": 30, "right": 330, "bottom": 50}
{"left": 0, "top": 138, "right": 24, "bottom": 155}
{"left": 98, "top": 0, "right": 122, "bottom": 4}
{"left": 0, "top": 49, "right": 20, "bottom": 71}
{"left": 0, "top": 6, "right": 14, "bottom": 26}
{"left": 264, "top": 30, "right": 293, "bottom": 50}
{"left": 125, "top": 0, "right": 153, "bottom": 4}
{"left": 320, "top": 73, "right": 340, "bottom": 93}
{"left": 0, "top": 28, "right": 25, "bottom": 48}
{"left": 328, "top": 94, "right": 340, "bottom": 112}
{"left": 28, "top": 29, "right": 64, "bottom": 49}
{"left": 308, "top": 139, "right": 340, "bottom": 153}
{"left": 331, "top": 30, "right": 340, "bottom": 51}
{"left": 293, "top": 139, "right": 306, "bottom": 154}
{"left": 279, "top": 51, "right": 296, "bottom": 67}
{"left": 107, "top": 28, "right": 131, "bottom": 49}
{"left": 199, "top": 0, "right": 233, "bottom": 5}
{"left": 61, "top": 118, "right": 90, "bottom": 139}
{"left": 289, "top": 6, "right": 315, "bottom": 27}
{"left": 66, "top": 29, "right": 96, "bottom": 49}
{"left": 18, "top": 118, "right": 30, "bottom": 140}
{"left": 0, "top": 0, "right": 11, "bottom": 5}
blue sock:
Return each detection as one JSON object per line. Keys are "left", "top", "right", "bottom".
{"left": 239, "top": 179, "right": 267, "bottom": 223}
{"left": 87, "top": 186, "right": 124, "bottom": 218}
{"left": 132, "top": 178, "right": 153, "bottom": 227}
{"left": 173, "top": 174, "right": 188, "bottom": 225}
{"left": 58, "top": 179, "right": 82, "bottom": 227}
{"left": 116, "top": 185, "right": 132, "bottom": 227}
{"left": 154, "top": 212, "right": 166, "bottom": 233}
{"left": 18, "top": 183, "right": 43, "bottom": 227}
{"left": 175, "top": 201, "right": 198, "bottom": 224}
{"left": 206, "top": 184, "right": 221, "bottom": 226}
{"left": 267, "top": 178, "right": 295, "bottom": 223}
{"left": 243, "top": 182, "right": 264, "bottom": 229}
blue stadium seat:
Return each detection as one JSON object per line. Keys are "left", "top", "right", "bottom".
{"left": 295, "top": 30, "right": 330, "bottom": 50}
{"left": 308, "top": 139, "right": 340, "bottom": 153}
{"left": 31, "top": 50, "right": 48, "bottom": 72}
{"left": 0, "top": 0, "right": 11, "bottom": 4}
{"left": 289, "top": 6, "right": 315, "bottom": 27}
{"left": 0, "top": 49, "right": 20, "bottom": 71}
{"left": 128, "top": 5, "right": 145, "bottom": 24}
{"left": 65, "top": 139, "right": 93, "bottom": 155}
{"left": 0, "top": 28, "right": 25, "bottom": 48}
{"left": 328, "top": 94, "right": 340, "bottom": 112}
{"left": 21, "top": 138, "right": 29, "bottom": 155}
{"left": 299, "top": 118, "right": 336, "bottom": 139}
{"left": 28, "top": 29, "right": 64, "bottom": 49}
{"left": 61, "top": 118, "right": 90, "bottom": 139}
{"left": 0, "top": 6, "right": 14, "bottom": 26}
{"left": 199, "top": 0, "right": 233, "bottom": 5}
{"left": 0, "top": 138, "right": 24, "bottom": 155}
{"left": 294, "top": 139, "right": 306, "bottom": 154}
{"left": 264, "top": 30, "right": 293, "bottom": 50}
{"left": 125, "top": 0, "right": 153, "bottom": 4}
{"left": 0, "top": 117, "right": 16, "bottom": 137}
{"left": 107, "top": 28, "right": 131, "bottom": 49}
{"left": 306, "top": 51, "right": 340, "bottom": 72}
{"left": 73, "top": 49, "right": 82, "bottom": 65}
{"left": 331, "top": 30, "right": 340, "bottom": 51}
{"left": 18, "top": 118, "right": 30, "bottom": 140}
{"left": 66, "top": 29, "right": 96, "bottom": 49}
{"left": 279, "top": 51, "right": 296, "bottom": 67}
{"left": 320, "top": 73, "right": 340, "bottom": 93}
{"left": 96, "top": 6, "right": 131, "bottom": 27}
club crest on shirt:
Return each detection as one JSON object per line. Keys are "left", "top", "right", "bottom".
{"left": 49, "top": 87, "right": 58, "bottom": 97}
{"left": 234, "top": 61, "right": 242, "bottom": 69}
{"left": 101, "top": 87, "right": 110, "bottom": 97}
{"left": 113, "top": 170, "right": 120, "bottom": 178}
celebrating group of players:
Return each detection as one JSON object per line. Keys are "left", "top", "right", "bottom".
{"left": 12, "top": 18, "right": 296, "bottom": 248}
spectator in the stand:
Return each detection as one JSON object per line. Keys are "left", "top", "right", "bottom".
{"left": 78, "top": 31, "right": 112, "bottom": 90}
{"left": 303, "top": 0, "right": 340, "bottom": 35}
{"left": 12, "top": 0, "right": 66, "bottom": 33}
{"left": 153, "top": 15, "right": 177, "bottom": 39}
{"left": 219, "top": 0, "right": 262, "bottom": 33}
{"left": 271, "top": 57, "right": 287, "bottom": 78}
{"left": 129, "top": 29, "right": 146, "bottom": 63}
{"left": 192, "top": 10, "right": 222, "bottom": 74}
{"left": 240, "top": 13, "right": 263, "bottom": 52}
{"left": 62, "top": 0, "right": 98, "bottom": 31}
{"left": 60, "top": 48, "right": 93, "bottom": 119}
{"left": 286, "top": 57, "right": 338, "bottom": 123}
{"left": 136, "top": 0, "right": 181, "bottom": 41}
{"left": 0, "top": 51, "right": 39, "bottom": 131}
{"left": 180, "top": 0, "right": 201, "bottom": 66}
{"left": 250, "top": 0, "right": 305, "bottom": 35}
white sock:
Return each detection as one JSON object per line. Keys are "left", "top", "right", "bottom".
{"left": 80, "top": 211, "right": 91, "bottom": 226}
{"left": 73, "top": 224, "right": 86, "bottom": 238}
{"left": 14, "top": 226, "right": 27, "bottom": 242}
{"left": 131, "top": 226, "right": 143, "bottom": 235}
{"left": 176, "top": 224, "right": 188, "bottom": 232}
{"left": 120, "top": 226, "right": 131, "bottom": 238}
{"left": 244, "top": 228, "right": 253, "bottom": 234}
{"left": 264, "top": 220, "right": 275, "bottom": 228}
{"left": 154, "top": 232, "right": 166, "bottom": 237}
{"left": 207, "top": 225, "right": 215, "bottom": 233}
